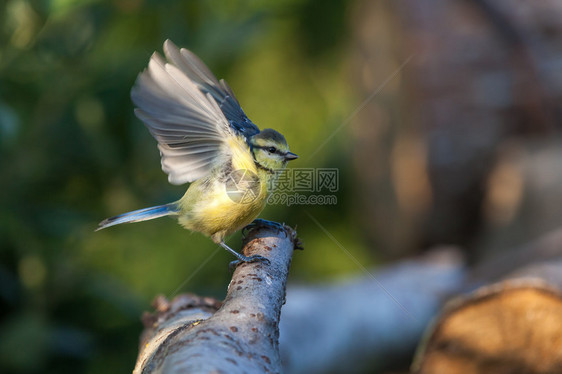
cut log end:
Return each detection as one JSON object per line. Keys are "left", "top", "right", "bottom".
{"left": 413, "top": 279, "right": 562, "bottom": 374}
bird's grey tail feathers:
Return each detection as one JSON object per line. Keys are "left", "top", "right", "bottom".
{"left": 96, "top": 203, "right": 179, "bottom": 231}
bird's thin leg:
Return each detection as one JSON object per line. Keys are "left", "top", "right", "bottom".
{"left": 219, "top": 241, "right": 270, "bottom": 271}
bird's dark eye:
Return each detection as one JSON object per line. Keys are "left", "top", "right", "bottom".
{"left": 267, "top": 147, "right": 277, "bottom": 153}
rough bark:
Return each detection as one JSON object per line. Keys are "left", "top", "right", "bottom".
{"left": 133, "top": 224, "right": 298, "bottom": 374}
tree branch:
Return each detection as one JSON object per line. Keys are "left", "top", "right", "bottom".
{"left": 134, "top": 224, "right": 298, "bottom": 374}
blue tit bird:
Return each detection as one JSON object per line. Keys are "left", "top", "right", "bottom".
{"left": 97, "top": 40, "right": 298, "bottom": 265}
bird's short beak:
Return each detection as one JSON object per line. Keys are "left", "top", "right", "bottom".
{"left": 285, "top": 152, "right": 298, "bottom": 161}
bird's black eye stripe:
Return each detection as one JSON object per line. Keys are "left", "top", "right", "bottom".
{"left": 254, "top": 145, "right": 281, "bottom": 155}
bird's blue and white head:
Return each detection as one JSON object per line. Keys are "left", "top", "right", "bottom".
{"left": 250, "top": 129, "right": 298, "bottom": 172}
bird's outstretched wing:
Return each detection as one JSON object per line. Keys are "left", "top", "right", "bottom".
{"left": 163, "top": 40, "right": 260, "bottom": 139}
{"left": 131, "top": 39, "right": 260, "bottom": 185}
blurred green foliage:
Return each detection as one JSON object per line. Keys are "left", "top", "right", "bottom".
{"left": 0, "top": 0, "right": 372, "bottom": 372}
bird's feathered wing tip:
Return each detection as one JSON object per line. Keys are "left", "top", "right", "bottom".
{"left": 96, "top": 203, "right": 179, "bottom": 231}
{"left": 162, "top": 40, "right": 259, "bottom": 138}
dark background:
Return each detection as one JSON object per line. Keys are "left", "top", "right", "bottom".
{"left": 1, "top": 1, "right": 360, "bottom": 372}
{"left": 3, "top": 0, "right": 562, "bottom": 372}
